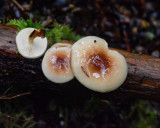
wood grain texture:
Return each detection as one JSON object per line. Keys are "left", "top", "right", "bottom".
{"left": 0, "top": 24, "right": 160, "bottom": 101}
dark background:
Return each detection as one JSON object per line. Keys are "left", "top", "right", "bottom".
{"left": 1, "top": 0, "right": 160, "bottom": 56}
{"left": 0, "top": 0, "right": 160, "bottom": 128}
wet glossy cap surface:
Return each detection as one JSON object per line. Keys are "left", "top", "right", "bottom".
{"left": 42, "top": 46, "right": 74, "bottom": 83}
{"left": 71, "top": 36, "right": 128, "bottom": 92}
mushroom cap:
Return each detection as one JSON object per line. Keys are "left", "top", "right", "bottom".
{"left": 52, "top": 43, "right": 72, "bottom": 48}
{"left": 42, "top": 46, "right": 74, "bottom": 83}
{"left": 71, "top": 36, "right": 128, "bottom": 93}
{"left": 16, "top": 28, "right": 48, "bottom": 59}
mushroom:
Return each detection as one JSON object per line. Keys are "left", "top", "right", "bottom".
{"left": 42, "top": 45, "right": 74, "bottom": 83}
{"left": 16, "top": 28, "right": 47, "bottom": 59}
{"left": 71, "top": 36, "right": 128, "bottom": 93}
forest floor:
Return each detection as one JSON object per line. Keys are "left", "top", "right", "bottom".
{"left": 0, "top": 0, "right": 160, "bottom": 128}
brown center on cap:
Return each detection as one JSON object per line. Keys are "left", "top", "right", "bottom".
{"left": 89, "top": 53, "right": 110, "bottom": 71}
{"left": 48, "top": 51, "right": 70, "bottom": 74}
{"left": 83, "top": 49, "right": 112, "bottom": 79}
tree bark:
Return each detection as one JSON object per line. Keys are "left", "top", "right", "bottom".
{"left": 0, "top": 24, "right": 160, "bottom": 101}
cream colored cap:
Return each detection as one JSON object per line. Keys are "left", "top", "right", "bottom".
{"left": 42, "top": 46, "right": 74, "bottom": 83}
{"left": 71, "top": 36, "right": 128, "bottom": 92}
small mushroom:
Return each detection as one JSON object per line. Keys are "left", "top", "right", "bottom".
{"left": 71, "top": 36, "right": 128, "bottom": 93}
{"left": 42, "top": 45, "right": 74, "bottom": 83}
{"left": 16, "top": 28, "right": 47, "bottom": 59}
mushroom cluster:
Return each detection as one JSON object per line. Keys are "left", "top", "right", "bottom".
{"left": 16, "top": 29, "right": 127, "bottom": 92}
{"left": 41, "top": 36, "right": 127, "bottom": 92}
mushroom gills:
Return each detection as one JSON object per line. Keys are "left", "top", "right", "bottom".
{"left": 16, "top": 28, "right": 48, "bottom": 59}
{"left": 71, "top": 36, "right": 128, "bottom": 92}
{"left": 52, "top": 43, "right": 72, "bottom": 48}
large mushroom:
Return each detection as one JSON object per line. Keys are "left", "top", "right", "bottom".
{"left": 42, "top": 43, "right": 74, "bottom": 83}
{"left": 71, "top": 36, "right": 128, "bottom": 93}
{"left": 16, "top": 28, "right": 47, "bottom": 59}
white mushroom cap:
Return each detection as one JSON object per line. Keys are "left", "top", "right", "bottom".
{"left": 52, "top": 43, "right": 72, "bottom": 48}
{"left": 16, "top": 28, "right": 47, "bottom": 59}
{"left": 71, "top": 36, "right": 128, "bottom": 93}
{"left": 42, "top": 46, "right": 74, "bottom": 83}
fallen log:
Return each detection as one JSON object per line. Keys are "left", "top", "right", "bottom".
{"left": 0, "top": 24, "right": 160, "bottom": 101}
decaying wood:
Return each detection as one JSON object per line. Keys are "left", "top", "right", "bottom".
{"left": 0, "top": 24, "right": 160, "bottom": 101}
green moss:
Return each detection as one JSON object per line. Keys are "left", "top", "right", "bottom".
{"left": 7, "top": 18, "right": 44, "bottom": 31}
{"left": 6, "top": 18, "right": 82, "bottom": 47}
{"left": 46, "top": 22, "right": 82, "bottom": 45}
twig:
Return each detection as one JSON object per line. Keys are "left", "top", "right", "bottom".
{"left": 42, "top": 18, "right": 53, "bottom": 27}
{"left": 100, "top": 99, "right": 110, "bottom": 105}
{"left": 10, "top": 0, "right": 25, "bottom": 12}
{"left": 81, "top": 66, "right": 89, "bottom": 78}
{"left": 0, "top": 92, "right": 31, "bottom": 100}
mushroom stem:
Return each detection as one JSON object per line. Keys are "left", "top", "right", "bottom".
{"left": 16, "top": 28, "right": 48, "bottom": 59}
{"left": 29, "top": 29, "right": 45, "bottom": 44}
